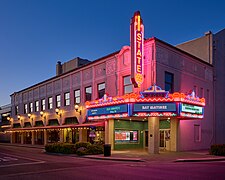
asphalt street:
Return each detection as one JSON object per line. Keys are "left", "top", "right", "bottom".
{"left": 0, "top": 145, "right": 225, "bottom": 180}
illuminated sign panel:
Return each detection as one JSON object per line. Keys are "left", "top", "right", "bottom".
{"left": 181, "top": 103, "right": 203, "bottom": 114}
{"left": 87, "top": 104, "right": 128, "bottom": 117}
{"left": 134, "top": 103, "right": 176, "bottom": 112}
{"left": 131, "top": 11, "right": 144, "bottom": 88}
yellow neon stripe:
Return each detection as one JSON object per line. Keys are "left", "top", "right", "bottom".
{"left": 137, "top": 15, "right": 140, "bottom": 31}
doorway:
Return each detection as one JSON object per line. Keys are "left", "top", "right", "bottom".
{"left": 145, "top": 131, "right": 148, "bottom": 148}
{"left": 159, "top": 129, "right": 170, "bottom": 150}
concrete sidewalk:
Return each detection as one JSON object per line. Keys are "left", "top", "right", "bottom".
{"left": 83, "top": 149, "right": 225, "bottom": 162}
{"left": 1, "top": 143, "right": 225, "bottom": 163}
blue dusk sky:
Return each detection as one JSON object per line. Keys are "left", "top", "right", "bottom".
{"left": 0, "top": 0, "right": 225, "bottom": 106}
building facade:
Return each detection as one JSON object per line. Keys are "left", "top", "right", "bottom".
{"left": 177, "top": 29, "right": 225, "bottom": 144}
{"left": 8, "top": 12, "right": 214, "bottom": 153}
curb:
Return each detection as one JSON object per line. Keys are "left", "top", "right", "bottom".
{"left": 81, "top": 155, "right": 145, "bottom": 162}
{"left": 175, "top": 157, "right": 225, "bottom": 162}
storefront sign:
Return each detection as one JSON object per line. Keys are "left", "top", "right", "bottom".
{"left": 181, "top": 103, "right": 203, "bottom": 114}
{"left": 87, "top": 104, "right": 128, "bottom": 116}
{"left": 134, "top": 103, "right": 176, "bottom": 112}
{"left": 131, "top": 11, "right": 144, "bottom": 88}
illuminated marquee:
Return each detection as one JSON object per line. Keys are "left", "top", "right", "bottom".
{"left": 131, "top": 11, "right": 144, "bottom": 88}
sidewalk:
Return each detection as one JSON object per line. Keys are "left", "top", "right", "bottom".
{"left": 83, "top": 149, "right": 225, "bottom": 163}
{"left": 1, "top": 143, "right": 225, "bottom": 163}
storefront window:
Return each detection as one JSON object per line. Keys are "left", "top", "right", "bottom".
{"left": 115, "top": 130, "right": 138, "bottom": 143}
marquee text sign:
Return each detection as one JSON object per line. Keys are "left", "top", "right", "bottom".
{"left": 181, "top": 103, "right": 203, "bottom": 114}
{"left": 130, "top": 11, "right": 144, "bottom": 88}
{"left": 133, "top": 103, "right": 176, "bottom": 112}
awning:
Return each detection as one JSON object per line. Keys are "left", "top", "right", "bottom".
{"left": 7, "top": 121, "right": 105, "bottom": 131}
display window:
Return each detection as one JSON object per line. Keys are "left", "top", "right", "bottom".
{"left": 115, "top": 130, "right": 138, "bottom": 143}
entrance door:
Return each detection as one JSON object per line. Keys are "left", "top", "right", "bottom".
{"left": 159, "top": 129, "right": 170, "bottom": 150}
{"left": 145, "top": 131, "right": 148, "bottom": 147}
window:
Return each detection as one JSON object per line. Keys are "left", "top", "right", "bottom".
{"left": 35, "top": 101, "right": 39, "bottom": 112}
{"left": 15, "top": 105, "right": 19, "bottom": 115}
{"left": 98, "top": 83, "right": 105, "bottom": 98}
{"left": 24, "top": 104, "right": 28, "bottom": 114}
{"left": 29, "top": 102, "right": 33, "bottom": 113}
{"left": 41, "top": 99, "right": 46, "bottom": 111}
{"left": 74, "top": 89, "right": 81, "bottom": 104}
{"left": 64, "top": 92, "right": 70, "bottom": 106}
{"left": 48, "top": 97, "right": 53, "bottom": 109}
{"left": 85, "top": 86, "right": 92, "bottom": 101}
{"left": 56, "top": 95, "right": 61, "bottom": 108}
{"left": 123, "top": 75, "right": 132, "bottom": 94}
{"left": 165, "top": 72, "right": 174, "bottom": 93}
{"left": 194, "top": 124, "right": 201, "bottom": 142}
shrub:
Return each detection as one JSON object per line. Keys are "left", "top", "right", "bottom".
{"left": 209, "top": 144, "right": 225, "bottom": 156}
{"left": 45, "top": 143, "right": 76, "bottom": 154}
{"left": 74, "top": 142, "right": 91, "bottom": 151}
{"left": 86, "top": 144, "right": 104, "bottom": 155}
{"left": 76, "top": 147, "right": 88, "bottom": 156}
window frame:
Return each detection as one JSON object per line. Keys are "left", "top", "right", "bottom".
{"left": 165, "top": 71, "right": 174, "bottom": 93}
{"left": 123, "top": 75, "right": 133, "bottom": 94}
{"left": 48, "top": 97, "right": 53, "bottom": 109}
{"left": 64, "top": 92, "right": 70, "bottom": 106}
{"left": 35, "top": 100, "right": 39, "bottom": 112}
{"left": 85, "top": 86, "right": 92, "bottom": 101}
{"left": 74, "top": 89, "right": 81, "bottom": 104}
{"left": 98, "top": 82, "right": 105, "bottom": 99}
{"left": 56, "top": 94, "right": 61, "bottom": 108}
{"left": 41, "top": 99, "right": 46, "bottom": 111}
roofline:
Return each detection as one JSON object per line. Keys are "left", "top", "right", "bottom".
{"left": 11, "top": 50, "right": 120, "bottom": 96}
{"left": 11, "top": 37, "right": 213, "bottom": 96}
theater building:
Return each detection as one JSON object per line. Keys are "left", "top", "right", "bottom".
{"left": 8, "top": 12, "right": 213, "bottom": 153}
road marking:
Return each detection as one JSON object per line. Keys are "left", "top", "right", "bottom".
{"left": 0, "top": 161, "right": 45, "bottom": 168}
{"left": 0, "top": 152, "right": 43, "bottom": 162}
{"left": 3, "top": 156, "right": 18, "bottom": 160}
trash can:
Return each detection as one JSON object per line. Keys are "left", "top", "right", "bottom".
{"left": 104, "top": 144, "right": 111, "bottom": 157}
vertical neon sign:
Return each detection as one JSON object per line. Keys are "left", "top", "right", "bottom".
{"left": 130, "top": 11, "right": 144, "bottom": 88}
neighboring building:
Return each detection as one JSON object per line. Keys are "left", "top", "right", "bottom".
{"left": 177, "top": 29, "right": 225, "bottom": 144}
{"left": 7, "top": 12, "right": 214, "bottom": 153}
{"left": 0, "top": 104, "right": 11, "bottom": 142}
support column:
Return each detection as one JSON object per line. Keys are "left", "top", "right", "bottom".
{"left": 59, "top": 129, "right": 64, "bottom": 143}
{"left": 31, "top": 131, "right": 35, "bottom": 145}
{"left": 170, "top": 118, "right": 179, "bottom": 152}
{"left": 10, "top": 132, "right": 14, "bottom": 143}
{"left": 148, "top": 117, "right": 159, "bottom": 154}
{"left": 79, "top": 129, "right": 87, "bottom": 142}
{"left": 44, "top": 129, "right": 47, "bottom": 145}
{"left": 21, "top": 132, "right": 24, "bottom": 144}
{"left": 104, "top": 120, "right": 114, "bottom": 150}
